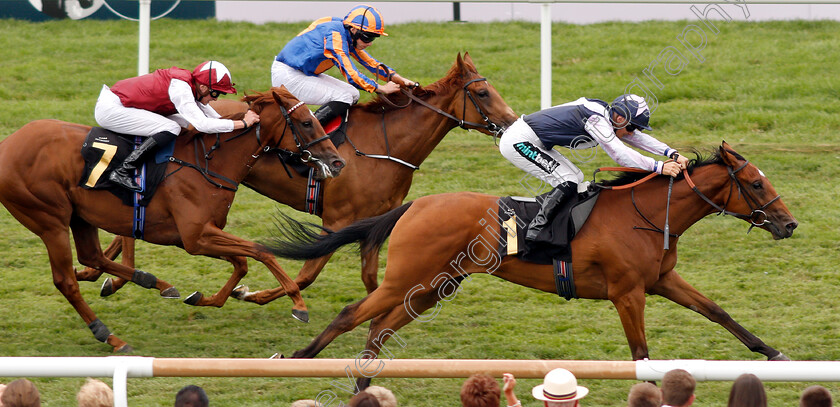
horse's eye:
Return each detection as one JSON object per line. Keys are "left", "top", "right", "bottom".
{"left": 302, "top": 120, "right": 313, "bottom": 128}
{"left": 752, "top": 181, "right": 763, "bottom": 190}
{"left": 477, "top": 90, "right": 489, "bottom": 98}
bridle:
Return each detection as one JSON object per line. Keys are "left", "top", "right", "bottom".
{"left": 401, "top": 77, "right": 505, "bottom": 137}
{"left": 683, "top": 159, "right": 781, "bottom": 233}
{"left": 272, "top": 101, "right": 332, "bottom": 163}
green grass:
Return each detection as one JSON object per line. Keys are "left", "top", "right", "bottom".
{"left": 1, "top": 17, "right": 839, "bottom": 406}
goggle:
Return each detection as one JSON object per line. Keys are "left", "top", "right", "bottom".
{"left": 357, "top": 31, "right": 380, "bottom": 43}
{"left": 209, "top": 89, "right": 226, "bottom": 99}
{"left": 625, "top": 124, "right": 637, "bottom": 132}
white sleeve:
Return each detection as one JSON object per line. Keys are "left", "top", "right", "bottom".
{"left": 623, "top": 130, "right": 678, "bottom": 160}
{"left": 583, "top": 114, "right": 662, "bottom": 174}
{"left": 168, "top": 79, "right": 233, "bottom": 134}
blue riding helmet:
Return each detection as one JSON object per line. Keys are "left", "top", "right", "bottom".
{"left": 609, "top": 94, "right": 652, "bottom": 130}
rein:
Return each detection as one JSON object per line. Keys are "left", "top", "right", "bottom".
{"left": 401, "top": 77, "right": 504, "bottom": 137}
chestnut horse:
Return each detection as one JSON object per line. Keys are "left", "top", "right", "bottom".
{"left": 266, "top": 143, "right": 797, "bottom": 382}
{"left": 0, "top": 87, "right": 344, "bottom": 352}
{"left": 80, "top": 52, "right": 518, "bottom": 306}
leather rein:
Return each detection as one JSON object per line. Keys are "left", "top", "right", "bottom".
{"left": 595, "top": 160, "right": 781, "bottom": 242}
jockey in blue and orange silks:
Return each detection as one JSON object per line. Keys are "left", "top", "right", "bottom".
{"left": 271, "top": 4, "right": 415, "bottom": 131}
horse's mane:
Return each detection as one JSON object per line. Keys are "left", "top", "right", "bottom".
{"left": 241, "top": 87, "right": 296, "bottom": 111}
{"left": 355, "top": 57, "right": 479, "bottom": 113}
{"left": 597, "top": 148, "right": 745, "bottom": 187}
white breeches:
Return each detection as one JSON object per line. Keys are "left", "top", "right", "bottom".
{"left": 499, "top": 117, "right": 584, "bottom": 188}
{"left": 271, "top": 60, "right": 359, "bottom": 106}
{"left": 94, "top": 85, "right": 181, "bottom": 136}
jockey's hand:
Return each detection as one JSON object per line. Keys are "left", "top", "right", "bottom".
{"left": 392, "top": 73, "right": 417, "bottom": 88}
{"left": 662, "top": 161, "right": 682, "bottom": 177}
{"left": 675, "top": 154, "right": 689, "bottom": 169}
{"left": 376, "top": 81, "right": 401, "bottom": 94}
{"left": 244, "top": 110, "right": 260, "bottom": 127}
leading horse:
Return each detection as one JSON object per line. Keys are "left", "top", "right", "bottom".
{"left": 80, "top": 52, "right": 518, "bottom": 306}
{"left": 0, "top": 87, "right": 344, "bottom": 351}
{"left": 266, "top": 143, "right": 797, "bottom": 387}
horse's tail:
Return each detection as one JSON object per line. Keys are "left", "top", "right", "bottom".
{"left": 263, "top": 202, "right": 414, "bottom": 260}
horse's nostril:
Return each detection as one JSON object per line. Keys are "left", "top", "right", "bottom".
{"left": 333, "top": 160, "right": 345, "bottom": 169}
{"left": 786, "top": 222, "right": 798, "bottom": 232}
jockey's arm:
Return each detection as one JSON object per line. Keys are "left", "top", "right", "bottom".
{"left": 169, "top": 79, "right": 234, "bottom": 134}
{"left": 583, "top": 114, "right": 663, "bottom": 174}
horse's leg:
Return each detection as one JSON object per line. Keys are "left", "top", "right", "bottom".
{"left": 75, "top": 235, "right": 122, "bottom": 281}
{"left": 355, "top": 288, "right": 443, "bottom": 390}
{"left": 70, "top": 219, "right": 179, "bottom": 299}
{"left": 292, "top": 285, "right": 408, "bottom": 358}
{"left": 611, "top": 286, "right": 651, "bottom": 360}
{"left": 42, "top": 226, "right": 132, "bottom": 352}
{"left": 235, "top": 253, "right": 334, "bottom": 305}
{"left": 359, "top": 248, "right": 380, "bottom": 294}
{"left": 650, "top": 270, "right": 786, "bottom": 360}
{"left": 99, "top": 237, "right": 134, "bottom": 297}
{"left": 179, "top": 225, "right": 308, "bottom": 321}
{"left": 183, "top": 255, "right": 248, "bottom": 307}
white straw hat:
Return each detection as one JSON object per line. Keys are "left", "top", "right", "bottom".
{"left": 532, "top": 368, "right": 589, "bottom": 402}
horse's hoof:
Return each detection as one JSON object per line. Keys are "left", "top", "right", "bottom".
{"left": 292, "top": 309, "right": 310, "bottom": 323}
{"left": 184, "top": 291, "right": 203, "bottom": 306}
{"left": 115, "top": 344, "right": 134, "bottom": 353}
{"left": 161, "top": 287, "right": 180, "bottom": 299}
{"left": 100, "top": 278, "right": 115, "bottom": 297}
{"left": 269, "top": 353, "right": 284, "bottom": 359}
{"left": 232, "top": 285, "right": 249, "bottom": 300}
{"left": 769, "top": 352, "right": 791, "bottom": 361}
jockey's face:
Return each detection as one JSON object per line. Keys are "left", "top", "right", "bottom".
{"left": 350, "top": 28, "right": 374, "bottom": 50}
{"left": 197, "top": 84, "right": 220, "bottom": 105}
{"left": 611, "top": 112, "right": 634, "bottom": 138}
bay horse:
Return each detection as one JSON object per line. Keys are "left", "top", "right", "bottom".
{"left": 0, "top": 87, "right": 344, "bottom": 352}
{"left": 79, "top": 52, "right": 518, "bottom": 306}
{"left": 265, "top": 143, "right": 797, "bottom": 385}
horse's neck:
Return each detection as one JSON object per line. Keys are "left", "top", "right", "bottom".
{"left": 179, "top": 130, "right": 260, "bottom": 183}
{"left": 353, "top": 91, "right": 461, "bottom": 167}
{"left": 627, "top": 165, "right": 733, "bottom": 235}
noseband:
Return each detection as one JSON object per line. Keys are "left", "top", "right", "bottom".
{"left": 402, "top": 77, "right": 505, "bottom": 137}
{"left": 684, "top": 160, "right": 782, "bottom": 233}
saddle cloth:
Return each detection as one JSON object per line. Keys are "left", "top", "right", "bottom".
{"left": 497, "top": 189, "right": 600, "bottom": 265}
{"left": 78, "top": 127, "right": 174, "bottom": 206}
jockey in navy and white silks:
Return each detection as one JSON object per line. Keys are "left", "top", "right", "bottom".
{"left": 499, "top": 94, "right": 690, "bottom": 241}
{"left": 270, "top": 4, "right": 414, "bottom": 130}
{"left": 95, "top": 61, "right": 259, "bottom": 192}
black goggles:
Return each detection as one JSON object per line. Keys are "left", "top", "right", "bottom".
{"left": 625, "top": 124, "right": 637, "bottom": 132}
{"left": 357, "top": 31, "right": 380, "bottom": 43}
{"left": 209, "top": 89, "right": 226, "bottom": 99}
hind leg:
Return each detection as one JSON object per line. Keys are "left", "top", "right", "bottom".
{"left": 292, "top": 284, "right": 413, "bottom": 359}
{"left": 70, "top": 220, "right": 179, "bottom": 299}
{"left": 183, "top": 255, "right": 248, "bottom": 307}
{"left": 650, "top": 269, "right": 786, "bottom": 360}
{"left": 75, "top": 235, "right": 124, "bottom": 281}
{"left": 235, "top": 253, "right": 335, "bottom": 305}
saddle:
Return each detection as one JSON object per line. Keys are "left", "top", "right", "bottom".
{"left": 78, "top": 127, "right": 175, "bottom": 206}
{"left": 497, "top": 188, "right": 600, "bottom": 265}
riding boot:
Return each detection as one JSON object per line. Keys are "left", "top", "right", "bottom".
{"left": 525, "top": 182, "right": 577, "bottom": 242}
{"left": 108, "top": 131, "right": 174, "bottom": 192}
{"left": 313, "top": 101, "right": 350, "bottom": 133}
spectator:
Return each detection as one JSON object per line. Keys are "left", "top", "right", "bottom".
{"left": 503, "top": 373, "right": 520, "bottom": 407}
{"left": 364, "top": 386, "right": 397, "bottom": 407}
{"left": 290, "top": 400, "right": 318, "bottom": 407}
{"left": 727, "top": 373, "right": 766, "bottom": 407}
{"left": 1, "top": 379, "right": 40, "bottom": 407}
{"left": 175, "top": 385, "right": 208, "bottom": 407}
{"left": 0, "top": 382, "right": 6, "bottom": 404}
{"left": 460, "top": 374, "right": 501, "bottom": 407}
{"left": 531, "top": 368, "right": 589, "bottom": 406}
{"left": 661, "top": 369, "right": 696, "bottom": 407}
{"left": 77, "top": 378, "right": 113, "bottom": 407}
{"left": 800, "top": 385, "right": 832, "bottom": 407}
{"left": 627, "top": 382, "right": 661, "bottom": 407}
{"left": 347, "top": 391, "right": 380, "bottom": 407}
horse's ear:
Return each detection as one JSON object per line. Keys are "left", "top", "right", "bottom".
{"left": 463, "top": 52, "right": 473, "bottom": 65}
{"left": 719, "top": 141, "right": 740, "bottom": 166}
{"left": 271, "top": 86, "right": 294, "bottom": 111}
{"left": 456, "top": 52, "right": 464, "bottom": 68}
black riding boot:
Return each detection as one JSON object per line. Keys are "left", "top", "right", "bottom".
{"left": 108, "top": 131, "right": 175, "bottom": 192}
{"left": 525, "top": 182, "right": 577, "bottom": 242}
{"left": 313, "top": 101, "right": 350, "bottom": 131}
